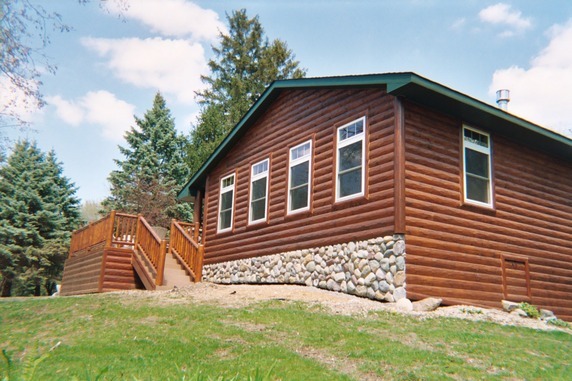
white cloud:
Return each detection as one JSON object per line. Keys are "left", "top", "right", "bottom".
{"left": 82, "top": 37, "right": 208, "bottom": 104}
{"left": 489, "top": 20, "right": 572, "bottom": 137}
{"left": 479, "top": 3, "right": 532, "bottom": 37}
{"left": 106, "top": 0, "right": 226, "bottom": 41}
{"left": 47, "top": 95, "right": 84, "bottom": 126}
{"left": 48, "top": 91, "right": 136, "bottom": 141}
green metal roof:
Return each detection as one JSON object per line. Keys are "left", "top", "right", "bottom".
{"left": 178, "top": 72, "right": 572, "bottom": 201}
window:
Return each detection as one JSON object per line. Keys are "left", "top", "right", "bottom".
{"left": 288, "top": 140, "right": 312, "bottom": 213}
{"left": 336, "top": 117, "right": 366, "bottom": 201}
{"left": 218, "top": 174, "right": 235, "bottom": 232}
{"left": 462, "top": 126, "right": 492, "bottom": 207}
{"left": 249, "top": 159, "right": 269, "bottom": 223}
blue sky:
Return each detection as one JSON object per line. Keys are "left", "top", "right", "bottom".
{"left": 5, "top": 0, "right": 572, "bottom": 202}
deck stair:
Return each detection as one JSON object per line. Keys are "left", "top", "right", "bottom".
{"left": 156, "top": 252, "right": 194, "bottom": 290}
{"left": 61, "top": 211, "right": 203, "bottom": 295}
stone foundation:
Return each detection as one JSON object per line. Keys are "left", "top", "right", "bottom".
{"left": 202, "top": 235, "right": 406, "bottom": 302}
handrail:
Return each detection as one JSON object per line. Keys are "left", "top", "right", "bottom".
{"left": 68, "top": 211, "right": 138, "bottom": 257}
{"left": 169, "top": 219, "right": 204, "bottom": 282}
{"left": 176, "top": 221, "right": 202, "bottom": 243}
{"left": 134, "top": 215, "right": 167, "bottom": 286}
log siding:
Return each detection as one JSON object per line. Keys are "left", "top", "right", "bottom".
{"left": 403, "top": 101, "right": 572, "bottom": 320}
{"left": 203, "top": 88, "right": 397, "bottom": 264}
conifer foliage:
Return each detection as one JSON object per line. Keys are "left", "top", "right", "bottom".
{"left": 187, "top": 9, "right": 306, "bottom": 175}
{"left": 102, "top": 92, "right": 192, "bottom": 226}
{"left": 0, "top": 140, "right": 81, "bottom": 296}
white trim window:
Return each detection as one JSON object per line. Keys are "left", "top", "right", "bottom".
{"left": 218, "top": 174, "right": 235, "bottom": 232}
{"left": 462, "top": 126, "right": 493, "bottom": 207}
{"left": 288, "top": 140, "right": 312, "bottom": 213}
{"left": 336, "top": 117, "right": 366, "bottom": 201}
{"left": 249, "top": 159, "right": 269, "bottom": 224}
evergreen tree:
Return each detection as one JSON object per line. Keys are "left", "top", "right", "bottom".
{"left": 187, "top": 9, "right": 306, "bottom": 175}
{"left": 102, "top": 92, "right": 192, "bottom": 226}
{"left": 0, "top": 140, "right": 81, "bottom": 296}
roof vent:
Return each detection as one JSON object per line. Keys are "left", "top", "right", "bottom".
{"left": 496, "top": 89, "right": 510, "bottom": 111}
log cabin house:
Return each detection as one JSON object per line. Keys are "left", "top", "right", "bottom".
{"left": 177, "top": 72, "right": 572, "bottom": 320}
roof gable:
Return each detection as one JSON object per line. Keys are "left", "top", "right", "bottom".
{"left": 179, "top": 72, "right": 572, "bottom": 201}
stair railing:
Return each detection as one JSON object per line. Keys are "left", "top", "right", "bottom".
{"left": 134, "top": 215, "right": 167, "bottom": 286}
{"left": 169, "top": 219, "right": 204, "bottom": 282}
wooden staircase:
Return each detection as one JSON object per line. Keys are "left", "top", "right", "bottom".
{"left": 156, "top": 253, "right": 195, "bottom": 290}
{"left": 60, "top": 211, "right": 204, "bottom": 295}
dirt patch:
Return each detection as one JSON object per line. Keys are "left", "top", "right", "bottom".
{"left": 109, "top": 282, "right": 571, "bottom": 333}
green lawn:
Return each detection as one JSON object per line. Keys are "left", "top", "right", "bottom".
{"left": 1, "top": 293, "right": 570, "bottom": 380}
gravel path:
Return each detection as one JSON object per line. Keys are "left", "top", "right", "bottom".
{"left": 115, "top": 282, "right": 571, "bottom": 333}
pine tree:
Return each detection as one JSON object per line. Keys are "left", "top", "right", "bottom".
{"left": 187, "top": 9, "right": 306, "bottom": 175}
{"left": 0, "top": 140, "right": 81, "bottom": 296}
{"left": 102, "top": 92, "right": 192, "bottom": 226}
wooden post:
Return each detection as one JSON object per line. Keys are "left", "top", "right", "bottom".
{"left": 155, "top": 239, "right": 167, "bottom": 286}
{"left": 193, "top": 222, "right": 200, "bottom": 242}
{"left": 193, "top": 190, "right": 202, "bottom": 225}
{"left": 107, "top": 210, "right": 116, "bottom": 248}
{"left": 168, "top": 219, "right": 175, "bottom": 255}
{"left": 195, "top": 245, "right": 205, "bottom": 282}
{"left": 134, "top": 214, "right": 142, "bottom": 251}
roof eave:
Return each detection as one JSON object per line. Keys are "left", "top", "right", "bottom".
{"left": 178, "top": 72, "right": 571, "bottom": 201}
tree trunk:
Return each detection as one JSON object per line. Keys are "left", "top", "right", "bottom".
{"left": 1, "top": 278, "right": 12, "bottom": 297}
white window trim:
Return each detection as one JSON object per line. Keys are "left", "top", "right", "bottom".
{"left": 462, "top": 125, "right": 493, "bottom": 208}
{"left": 217, "top": 173, "right": 235, "bottom": 233}
{"left": 335, "top": 116, "right": 366, "bottom": 202}
{"left": 287, "top": 140, "right": 312, "bottom": 214}
{"left": 249, "top": 158, "right": 269, "bottom": 224}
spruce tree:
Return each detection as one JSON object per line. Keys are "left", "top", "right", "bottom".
{"left": 187, "top": 9, "right": 306, "bottom": 175}
{"left": 102, "top": 92, "right": 192, "bottom": 226}
{"left": 0, "top": 140, "right": 81, "bottom": 296}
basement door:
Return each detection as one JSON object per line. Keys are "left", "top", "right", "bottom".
{"left": 501, "top": 255, "right": 531, "bottom": 302}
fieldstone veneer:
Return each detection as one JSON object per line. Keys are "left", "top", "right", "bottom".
{"left": 202, "top": 235, "right": 406, "bottom": 302}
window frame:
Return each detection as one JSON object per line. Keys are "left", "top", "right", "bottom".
{"left": 287, "top": 140, "right": 312, "bottom": 214}
{"left": 248, "top": 158, "right": 270, "bottom": 224}
{"left": 217, "top": 173, "right": 235, "bottom": 233}
{"left": 462, "top": 125, "right": 493, "bottom": 208}
{"left": 335, "top": 116, "right": 367, "bottom": 202}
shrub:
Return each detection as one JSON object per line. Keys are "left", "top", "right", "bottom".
{"left": 518, "top": 302, "right": 540, "bottom": 319}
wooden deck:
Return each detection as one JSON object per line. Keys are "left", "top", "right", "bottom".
{"left": 60, "top": 211, "right": 204, "bottom": 296}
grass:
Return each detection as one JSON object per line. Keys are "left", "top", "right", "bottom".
{"left": 1, "top": 293, "right": 571, "bottom": 380}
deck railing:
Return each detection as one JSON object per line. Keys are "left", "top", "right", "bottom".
{"left": 175, "top": 221, "right": 202, "bottom": 244}
{"left": 68, "top": 211, "right": 204, "bottom": 287}
{"left": 134, "top": 215, "right": 167, "bottom": 286}
{"left": 169, "top": 219, "right": 204, "bottom": 282}
{"left": 69, "top": 211, "right": 138, "bottom": 256}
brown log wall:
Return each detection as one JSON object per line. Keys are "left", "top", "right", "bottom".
{"left": 60, "top": 242, "right": 106, "bottom": 296}
{"left": 203, "top": 88, "right": 396, "bottom": 264}
{"left": 403, "top": 101, "right": 572, "bottom": 321}
{"left": 60, "top": 244, "right": 142, "bottom": 295}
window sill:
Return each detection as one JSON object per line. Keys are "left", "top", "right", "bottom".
{"left": 284, "top": 209, "right": 312, "bottom": 221}
{"left": 245, "top": 219, "right": 270, "bottom": 231}
{"left": 216, "top": 228, "right": 235, "bottom": 237}
{"left": 460, "top": 201, "right": 496, "bottom": 215}
{"left": 332, "top": 194, "right": 369, "bottom": 210}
